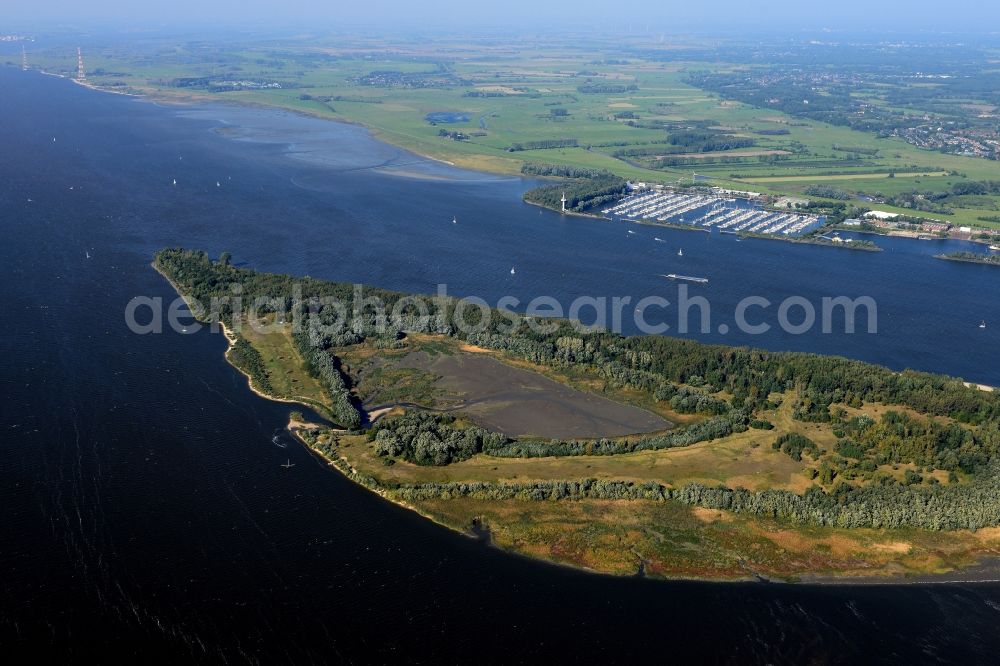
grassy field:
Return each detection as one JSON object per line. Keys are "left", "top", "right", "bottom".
{"left": 740, "top": 172, "right": 951, "bottom": 183}
{"left": 22, "top": 35, "right": 1000, "bottom": 230}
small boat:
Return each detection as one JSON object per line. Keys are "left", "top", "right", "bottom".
{"left": 216, "top": 181, "right": 221, "bottom": 187}
{"left": 677, "top": 249, "right": 683, "bottom": 257}
{"left": 627, "top": 230, "right": 636, "bottom": 235}
{"left": 510, "top": 267, "right": 516, "bottom": 275}
{"left": 452, "top": 216, "right": 457, "bottom": 224}
{"left": 654, "top": 237, "right": 665, "bottom": 243}
{"left": 663, "top": 273, "right": 708, "bottom": 284}
{"left": 172, "top": 179, "right": 177, "bottom": 186}
{"left": 85, "top": 251, "right": 90, "bottom": 259}
{"left": 281, "top": 459, "right": 295, "bottom": 469}
{"left": 981, "top": 321, "right": 988, "bottom": 329}
{"left": 990, "top": 245, "right": 1000, "bottom": 252}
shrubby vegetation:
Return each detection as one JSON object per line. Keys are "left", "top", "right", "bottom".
{"left": 576, "top": 83, "right": 637, "bottom": 94}
{"left": 507, "top": 138, "right": 578, "bottom": 151}
{"left": 772, "top": 432, "right": 817, "bottom": 461}
{"left": 381, "top": 467, "right": 1000, "bottom": 530}
{"left": 658, "top": 384, "right": 730, "bottom": 415}
{"left": 484, "top": 415, "right": 741, "bottom": 458}
{"left": 371, "top": 411, "right": 740, "bottom": 461}
{"left": 804, "top": 185, "right": 853, "bottom": 200}
{"left": 520, "top": 163, "right": 611, "bottom": 179}
{"left": 370, "top": 412, "right": 509, "bottom": 465}
{"left": 837, "top": 410, "right": 994, "bottom": 473}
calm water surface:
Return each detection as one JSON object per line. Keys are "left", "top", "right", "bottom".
{"left": 2, "top": 68, "right": 1000, "bottom": 664}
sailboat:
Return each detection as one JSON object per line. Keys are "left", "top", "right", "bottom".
{"left": 452, "top": 216, "right": 457, "bottom": 224}
{"left": 281, "top": 459, "right": 295, "bottom": 469}
{"left": 510, "top": 267, "right": 516, "bottom": 275}
{"left": 216, "top": 181, "right": 221, "bottom": 187}
{"left": 85, "top": 250, "right": 91, "bottom": 259}
{"left": 677, "top": 248, "right": 683, "bottom": 257}
{"left": 172, "top": 178, "right": 177, "bottom": 186}
{"left": 981, "top": 320, "right": 987, "bottom": 329}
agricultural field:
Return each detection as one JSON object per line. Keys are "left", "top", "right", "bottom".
{"left": 20, "top": 33, "right": 1000, "bottom": 229}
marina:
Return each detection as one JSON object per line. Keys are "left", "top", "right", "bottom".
{"left": 603, "top": 188, "right": 824, "bottom": 237}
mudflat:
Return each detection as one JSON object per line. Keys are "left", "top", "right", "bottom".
{"left": 388, "top": 350, "right": 671, "bottom": 439}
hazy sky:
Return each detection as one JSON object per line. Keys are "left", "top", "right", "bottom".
{"left": 5, "top": 0, "right": 1000, "bottom": 33}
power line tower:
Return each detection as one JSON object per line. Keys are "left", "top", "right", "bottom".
{"left": 21, "top": 45, "right": 28, "bottom": 71}
{"left": 77, "top": 47, "right": 86, "bottom": 81}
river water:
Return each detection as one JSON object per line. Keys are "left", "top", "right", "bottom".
{"left": 3, "top": 67, "right": 1000, "bottom": 663}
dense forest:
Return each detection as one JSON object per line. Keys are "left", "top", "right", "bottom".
{"left": 227, "top": 335, "right": 274, "bottom": 395}
{"left": 522, "top": 174, "right": 627, "bottom": 212}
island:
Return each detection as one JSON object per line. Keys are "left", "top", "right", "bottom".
{"left": 936, "top": 251, "right": 1000, "bottom": 267}
{"left": 155, "top": 248, "right": 1000, "bottom": 581}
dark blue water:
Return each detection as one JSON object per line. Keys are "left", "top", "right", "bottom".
{"left": 3, "top": 68, "right": 1000, "bottom": 664}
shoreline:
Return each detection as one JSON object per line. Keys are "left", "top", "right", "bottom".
{"left": 72, "top": 76, "right": 996, "bottom": 252}
{"left": 290, "top": 425, "right": 1000, "bottom": 586}
{"left": 151, "top": 261, "right": 335, "bottom": 415}
{"left": 47, "top": 72, "right": 1000, "bottom": 241}
{"left": 935, "top": 253, "right": 1000, "bottom": 267}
